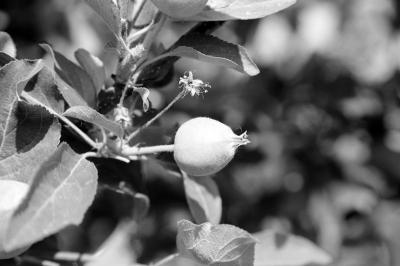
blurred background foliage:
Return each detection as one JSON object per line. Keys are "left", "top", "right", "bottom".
{"left": 2, "top": 0, "right": 400, "bottom": 265}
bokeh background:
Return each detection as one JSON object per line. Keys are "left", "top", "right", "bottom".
{"left": 2, "top": 0, "right": 400, "bottom": 265}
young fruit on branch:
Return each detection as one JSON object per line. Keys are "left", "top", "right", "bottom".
{"left": 174, "top": 117, "right": 249, "bottom": 177}
{"left": 151, "top": 0, "right": 208, "bottom": 19}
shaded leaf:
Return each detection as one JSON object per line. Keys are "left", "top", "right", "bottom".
{"left": 190, "top": 0, "right": 296, "bottom": 21}
{"left": 177, "top": 220, "right": 256, "bottom": 266}
{"left": 63, "top": 106, "right": 124, "bottom": 138}
{"left": 0, "top": 102, "right": 56, "bottom": 162}
{"left": 0, "top": 119, "right": 61, "bottom": 184}
{"left": 155, "top": 33, "right": 259, "bottom": 76}
{"left": 183, "top": 173, "right": 222, "bottom": 224}
{"left": 84, "top": 0, "right": 122, "bottom": 37}
{"left": 253, "top": 230, "right": 332, "bottom": 266}
{"left": 0, "top": 59, "right": 44, "bottom": 159}
{"left": 0, "top": 31, "right": 16, "bottom": 57}
{"left": 40, "top": 44, "right": 96, "bottom": 107}
{"left": 3, "top": 142, "right": 98, "bottom": 251}
{"left": 133, "top": 87, "right": 150, "bottom": 112}
{"left": 137, "top": 21, "right": 224, "bottom": 86}
{"left": 22, "top": 67, "right": 65, "bottom": 114}
{"left": 86, "top": 222, "right": 136, "bottom": 266}
{"left": 133, "top": 192, "right": 150, "bottom": 221}
{"left": 75, "top": 48, "right": 106, "bottom": 93}
{"left": 0, "top": 52, "right": 13, "bottom": 67}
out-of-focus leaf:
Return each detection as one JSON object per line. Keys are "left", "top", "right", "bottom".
{"left": 3, "top": 143, "right": 98, "bottom": 251}
{"left": 75, "top": 48, "right": 106, "bottom": 93}
{"left": 253, "top": 230, "right": 332, "bottom": 266}
{"left": 182, "top": 173, "right": 222, "bottom": 224}
{"left": 63, "top": 106, "right": 124, "bottom": 138}
{"left": 152, "top": 33, "right": 259, "bottom": 76}
{"left": 0, "top": 59, "right": 44, "bottom": 158}
{"left": 40, "top": 44, "right": 96, "bottom": 107}
{"left": 0, "top": 120, "right": 61, "bottom": 184}
{"left": 189, "top": 0, "right": 296, "bottom": 21}
{"left": 84, "top": 0, "right": 122, "bottom": 38}
{"left": 86, "top": 222, "right": 136, "bottom": 266}
{"left": 133, "top": 192, "right": 150, "bottom": 221}
{"left": 0, "top": 31, "right": 16, "bottom": 58}
{"left": 177, "top": 219, "right": 256, "bottom": 266}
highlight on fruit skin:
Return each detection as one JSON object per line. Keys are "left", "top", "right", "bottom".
{"left": 173, "top": 117, "right": 250, "bottom": 177}
{"left": 151, "top": 0, "right": 208, "bottom": 19}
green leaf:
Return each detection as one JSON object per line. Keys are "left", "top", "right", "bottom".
{"left": 86, "top": 222, "right": 137, "bottom": 266}
{"left": 3, "top": 143, "right": 98, "bottom": 251}
{"left": 0, "top": 59, "right": 44, "bottom": 158}
{"left": 183, "top": 173, "right": 222, "bottom": 224}
{"left": 177, "top": 220, "right": 256, "bottom": 266}
{"left": 0, "top": 119, "right": 61, "bottom": 183}
{"left": 133, "top": 87, "right": 150, "bottom": 112}
{"left": 117, "top": 0, "right": 132, "bottom": 20}
{"left": 75, "top": 48, "right": 106, "bottom": 93}
{"left": 154, "top": 33, "right": 259, "bottom": 76}
{"left": 153, "top": 254, "right": 203, "bottom": 266}
{"left": 40, "top": 44, "right": 97, "bottom": 107}
{"left": 253, "top": 230, "right": 332, "bottom": 266}
{"left": 0, "top": 52, "right": 14, "bottom": 67}
{"left": 84, "top": 0, "right": 122, "bottom": 38}
{"left": 189, "top": 0, "right": 296, "bottom": 21}
{"left": 0, "top": 31, "right": 16, "bottom": 58}
{"left": 133, "top": 192, "right": 150, "bottom": 221}
{"left": 22, "top": 67, "right": 65, "bottom": 114}
{"left": 63, "top": 106, "right": 124, "bottom": 138}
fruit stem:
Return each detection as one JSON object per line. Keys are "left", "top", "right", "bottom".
{"left": 121, "top": 144, "right": 174, "bottom": 156}
{"left": 126, "top": 90, "right": 186, "bottom": 142}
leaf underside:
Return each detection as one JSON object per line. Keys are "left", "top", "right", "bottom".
{"left": 183, "top": 173, "right": 222, "bottom": 224}
{"left": 4, "top": 143, "right": 98, "bottom": 251}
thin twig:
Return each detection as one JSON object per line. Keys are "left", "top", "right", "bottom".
{"left": 118, "top": 13, "right": 166, "bottom": 106}
{"left": 52, "top": 251, "right": 95, "bottom": 262}
{"left": 153, "top": 253, "right": 179, "bottom": 266}
{"left": 127, "top": 90, "right": 186, "bottom": 142}
{"left": 121, "top": 144, "right": 174, "bottom": 156}
{"left": 16, "top": 256, "right": 60, "bottom": 266}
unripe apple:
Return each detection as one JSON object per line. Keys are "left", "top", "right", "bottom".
{"left": 151, "top": 0, "right": 208, "bottom": 19}
{"left": 0, "top": 180, "right": 30, "bottom": 259}
{"left": 174, "top": 117, "right": 249, "bottom": 176}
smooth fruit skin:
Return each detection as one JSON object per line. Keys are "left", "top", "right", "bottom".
{"left": 174, "top": 117, "right": 248, "bottom": 176}
{"left": 151, "top": 0, "right": 208, "bottom": 19}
